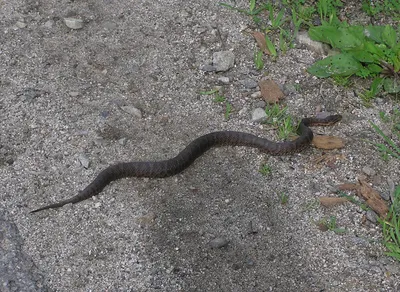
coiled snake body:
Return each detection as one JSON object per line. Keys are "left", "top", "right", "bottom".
{"left": 31, "top": 115, "right": 341, "bottom": 213}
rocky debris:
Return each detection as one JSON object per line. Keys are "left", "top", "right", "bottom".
{"left": 64, "top": 17, "right": 84, "bottom": 29}
{"left": 251, "top": 108, "right": 267, "bottom": 122}
{"left": 212, "top": 51, "right": 235, "bottom": 72}
{"left": 209, "top": 237, "right": 229, "bottom": 248}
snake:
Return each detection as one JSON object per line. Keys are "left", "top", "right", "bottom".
{"left": 31, "top": 114, "right": 342, "bottom": 213}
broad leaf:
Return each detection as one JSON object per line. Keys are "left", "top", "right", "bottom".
{"left": 307, "top": 53, "right": 363, "bottom": 77}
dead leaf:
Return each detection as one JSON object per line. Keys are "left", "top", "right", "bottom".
{"left": 251, "top": 31, "right": 270, "bottom": 55}
{"left": 319, "top": 197, "right": 348, "bottom": 207}
{"left": 311, "top": 153, "right": 346, "bottom": 170}
{"left": 312, "top": 135, "right": 344, "bottom": 150}
{"left": 357, "top": 179, "right": 389, "bottom": 217}
{"left": 259, "top": 79, "right": 284, "bottom": 103}
{"left": 316, "top": 222, "right": 328, "bottom": 232}
{"left": 337, "top": 183, "right": 359, "bottom": 191}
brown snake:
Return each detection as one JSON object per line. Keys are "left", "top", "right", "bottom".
{"left": 31, "top": 115, "right": 342, "bottom": 213}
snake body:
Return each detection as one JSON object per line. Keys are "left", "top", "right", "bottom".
{"left": 31, "top": 115, "right": 341, "bottom": 213}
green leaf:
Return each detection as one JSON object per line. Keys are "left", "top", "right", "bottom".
{"left": 309, "top": 25, "right": 364, "bottom": 50}
{"left": 366, "top": 63, "right": 383, "bottom": 74}
{"left": 249, "top": 0, "right": 256, "bottom": 12}
{"left": 351, "top": 50, "right": 376, "bottom": 63}
{"left": 364, "top": 41, "right": 386, "bottom": 59}
{"left": 382, "top": 25, "right": 397, "bottom": 48}
{"left": 307, "top": 53, "right": 363, "bottom": 78}
{"left": 370, "top": 77, "right": 384, "bottom": 95}
{"left": 383, "top": 78, "right": 400, "bottom": 94}
{"left": 364, "top": 25, "right": 385, "bottom": 43}
{"left": 264, "top": 34, "right": 277, "bottom": 57}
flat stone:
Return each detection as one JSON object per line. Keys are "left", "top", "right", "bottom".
{"left": 218, "top": 76, "right": 230, "bottom": 84}
{"left": 209, "top": 237, "right": 229, "bottom": 248}
{"left": 212, "top": 51, "right": 235, "bottom": 72}
{"left": 252, "top": 107, "right": 267, "bottom": 122}
{"left": 64, "top": 18, "right": 84, "bottom": 29}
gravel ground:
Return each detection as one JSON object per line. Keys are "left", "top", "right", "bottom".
{"left": 1, "top": 0, "right": 400, "bottom": 291}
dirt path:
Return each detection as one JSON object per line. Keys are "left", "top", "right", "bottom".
{"left": 1, "top": 1, "right": 399, "bottom": 291}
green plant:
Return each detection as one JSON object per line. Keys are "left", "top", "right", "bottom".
{"left": 280, "top": 192, "right": 289, "bottom": 205}
{"left": 369, "top": 110, "right": 400, "bottom": 160}
{"left": 318, "top": 216, "right": 347, "bottom": 234}
{"left": 218, "top": 0, "right": 268, "bottom": 24}
{"left": 264, "top": 104, "right": 296, "bottom": 140}
{"left": 379, "top": 185, "right": 400, "bottom": 261}
{"left": 259, "top": 164, "right": 272, "bottom": 176}
{"left": 317, "top": 0, "right": 343, "bottom": 21}
{"left": 307, "top": 23, "right": 400, "bottom": 97}
{"left": 254, "top": 49, "right": 264, "bottom": 70}
{"left": 225, "top": 101, "right": 232, "bottom": 120}
{"left": 338, "top": 192, "right": 370, "bottom": 211}
{"left": 362, "top": 0, "right": 400, "bottom": 18}
{"left": 199, "top": 88, "right": 232, "bottom": 120}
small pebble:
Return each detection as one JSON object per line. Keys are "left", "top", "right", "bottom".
{"left": 218, "top": 76, "right": 230, "bottom": 84}
{"left": 366, "top": 210, "right": 378, "bottom": 223}
{"left": 16, "top": 21, "right": 27, "bottom": 28}
{"left": 254, "top": 101, "right": 266, "bottom": 108}
{"left": 212, "top": 51, "right": 235, "bottom": 72}
{"left": 240, "top": 79, "right": 258, "bottom": 89}
{"left": 64, "top": 18, "right": 84, "bottom": 29}
{"left": 69, "top": 91, "right": 80, "bottom": 97}
{"left": 362, "top": 166, "right": 376, "bottom": 176}
{"left": 252, "top": 108, "right": 267, "bottom": 122}
{"left": 199, "top": 64, "right": 216, "bottom": 72}
{"left": 121, "top": 105, "right": 142, "bottom": 118}
{"left": 251, "top": 91, "right": 262, "bottom": 99}
{"left": 78, "top": 153, "right": 90, "bottom": 169}
{"left": 118, "top": 138, "right": 127, "bottom": 146}
{"left": 209, "top": 237, "right": 229, "bottom": 248}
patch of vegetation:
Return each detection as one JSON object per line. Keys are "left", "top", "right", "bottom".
{"left": 338, "top": 192, "right": 370, "bottom": 211}
{"left": 254, "top": 49, "right": 264, "bottom": 70}
{"left": 263, "top": 104, "right": 296, "bottom": 140}
{"left": 199, "top": 88, "right": 232, "bottom": 120}
{"left": 379, "top": 185, "right": 400, "bottom": 261}
{"left": 280, "top": 192, "right": 289, "bottom": 205}
{"left": 361, "top": 0, "right": 400, "bottom": 18}
{"left": 317, "top": 215, "right": 347, "bottom": 234}
{"left": 220, "top": 0, "right": 399, "bottom": 99}
{"left": 259, "top": 164, "right": 272, "bottom": 175}
{"left": 370, "top": 109, "right": 400, "bottom": 161}
{"left": 308, "top": 22, "right": 400, "bottom": 97}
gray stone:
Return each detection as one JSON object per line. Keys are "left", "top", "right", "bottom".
{"left": 78, "top": 153, "right": 90, "bottom": 169}
{"left": 366, "top": 210, "right": 378, "bottom": 223}
{"left": 64, "top": 17, "right": 84, "bottom": 29}
{"left": 218, "top": 76, "right": 230, "bottom": 84}
{"left": 362, "top": 166, "right": 376, "bottom": 176}
{"left": 121, "top": 105, "right": 142, "bottom": 118}
{"left": 296, "top": 31, "right": 329, "bottom": 55}
{"left": 240, "top": 79, "right": 258, "bottom": 89}
{"left": 212, "top": 51, "right": 235, "bottom": 72}
{"left": 199, "top": 64, "right": 216, "bottom": 72}
{"left": 16, "top": 21, "right": 27, "bottom": 28}
{"left": 252, "top": 107, "right": 267, "bottom": 122}
{"left": 209, "top": 237, "right": 229, "bottom": 248}
{"left": 251, "top": 91, "right": 262, "bottom": 99}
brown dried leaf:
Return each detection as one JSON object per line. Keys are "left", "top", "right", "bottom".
{"left": 319, "top": 197, "right": 348, "bottom": 208}
{"left": 337, "top": 183, "right": 359, "bottom": 191}
{"left": 251, "top": 31, "right": 270, "bottom": 55}
{"left": 259, "top": 79, "right": 284, "bottom": 103}
{"left": 312, "top": 135, "right": 344, "bottom": 150}
{"left": 317, "top": 222, "right": 329, "bottom": 232}
{"left": 358, "top": 179, "right": 389, "bottom": 217}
